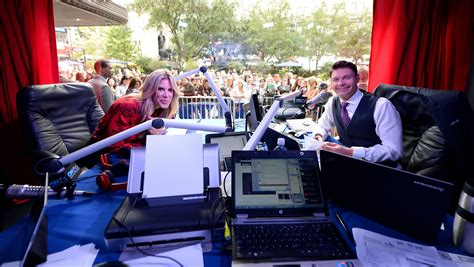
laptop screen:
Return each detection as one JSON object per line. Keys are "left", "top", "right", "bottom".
{"left": 205, "top": 132, "right": 249, "bottom": 170}
{"left": 231, "top": 150, "right": 326, "bottom": 217}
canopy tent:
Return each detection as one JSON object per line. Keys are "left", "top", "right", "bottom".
{"left": 274, "top": 61, "right": 302, "bottom": 67}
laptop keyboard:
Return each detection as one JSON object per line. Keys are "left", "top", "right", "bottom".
{"left": 233, "top": 222, "right": 352, "bottom": 260}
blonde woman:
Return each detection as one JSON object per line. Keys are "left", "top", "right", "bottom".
{"left": 305, "top": 76, "right": 319, "bottom": 100}
{"left": 91, "top": 69, "right": 180, "bottom": 154}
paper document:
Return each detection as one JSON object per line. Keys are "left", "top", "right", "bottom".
{"left": 144, "top": 134, "right": 204, "bottom": 198}
{"left": 302, "top": 135, "right": 323, "bottom": 151}
{"left": 40, "top": 243, "right": 98, "bottom": 267}
{"left": 438, "top": 251, "right": 474, "bottom": 267}
{"left": 120, "top": 243, "right": 204, "bottom": 266}
{"left": 353, "top": 228, "right": 443, "bottom": 267}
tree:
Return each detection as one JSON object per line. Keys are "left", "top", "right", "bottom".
{"left": 241, "top": 0, "right": 302, "bottom": 62}
{"left": 74, "top": 27, "right": 107, "bottom": 59}
{"left": 333, "top": 7, "right": 372, "bottom": 64}
{"left": 104, "top": 25, "right": 140, "bottom": 62}
{"left": 301, "top": 2, "right": 341, "bottom": 72}
{"left": 131, "top": 0, "right": 237, "bottom": 69}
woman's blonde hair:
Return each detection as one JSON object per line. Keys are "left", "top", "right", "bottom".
{"left": 136, "top": 69, "right": 179, "bottom": 122}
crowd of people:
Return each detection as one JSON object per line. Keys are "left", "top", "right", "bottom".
{"left": 60, "top": 59, "right": 370, "bottom": 115}
{"left": 59, "top": 59, "right": 403, "bottom": 166}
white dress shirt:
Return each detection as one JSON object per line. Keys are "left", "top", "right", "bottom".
{"left": 314, "top": 90, "right": 403, "bottom": 163}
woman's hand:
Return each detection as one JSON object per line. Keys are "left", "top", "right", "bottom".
{"left": 148, "top": 126, "right": 167, "bottom": 135}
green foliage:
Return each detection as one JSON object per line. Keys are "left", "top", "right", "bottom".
{"left": 253, "top": 61, "right": 273, "bottom": 74}
{"left": 318, "top": 61, "right": 334, "bottom": 81}
{"left": 135, "top": 55, "right": 153, "bottom": 74}
{"left": 225, "top": 61, "right": 244, "bottom": 73}
{"left": 131, "top": 0, "right": 238, "bottom": 69}
{"left": 241, "top": 0, "right": 302, "bottom": 62}
{"left": 184, "top": 59, "right": 198, "bottom": 70}
{"left": 74, "top": 27, "right": 107, "bottom": 58}
{"left": 335, "top": 9, "right": 372, "bottom": 64}
{"left": 300, "top": 2, "right": 339, "bottom": 71}
{"left": 104, "top": 26, "right": 140, "bottom": 62}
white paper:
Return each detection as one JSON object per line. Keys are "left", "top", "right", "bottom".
{"left": 353, "top": 228, "right": 443, "bottom": 267}
{"left": 143, "top": 134, "right": 203, "bottom": 198}
{"left": 438, "top": 250, "right": 474, "bottom": 267}
{"left": 120, "top": 243, "right": 203, "bottom": 267}
{"left": 302, "top": 135, "right": 324, "bottom": 151}
{"left": 38, "top": 243, "right": 98, "bottom": 267}
{"left": 166, "top": 127, "right": 188, "bottom": 135}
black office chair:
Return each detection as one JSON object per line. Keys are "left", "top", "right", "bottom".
{"left": 374, "top": 84, "right": 474, "bottom": 213}
{"left": 16, "top": 83, "right": 104, "bottom": 159}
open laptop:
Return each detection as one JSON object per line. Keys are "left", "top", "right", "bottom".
{"left": 205, "top": 131, "right": 249, "bottom": 171}
{"left": 319, "top": 150, "right": 453, "bottom": 243}
{"left": 231, "top": 150, "right": 358, "bottom": 266}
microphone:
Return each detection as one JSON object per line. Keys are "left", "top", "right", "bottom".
{"left": 5, "top": 184, "right": 94, "bottom": 199}
{"left": 304, "top": 91, "right": 332, "bottom": 108}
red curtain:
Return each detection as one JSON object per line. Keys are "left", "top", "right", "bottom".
{"left": 0, "top": 0, "right": 58, "bottom": 184}
{"left": 369, "top": 0, "right": 474, "bottom": 92}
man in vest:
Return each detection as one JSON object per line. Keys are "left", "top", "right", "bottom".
{"left": 314, "top": 60, "right": 402, "bottom": 166}
{"left": 89, "top": 59, "right": 114, "bottom": 112}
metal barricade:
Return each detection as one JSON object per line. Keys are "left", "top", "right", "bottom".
{"left": 178, "top": 96, "right": 235, "bottom": 119}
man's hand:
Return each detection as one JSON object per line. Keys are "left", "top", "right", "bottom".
{"left": 314, "top": 134, "right": 324, "bottom": 142}
{"left": 321, "top": 142, "right": 353, "bottom": 157}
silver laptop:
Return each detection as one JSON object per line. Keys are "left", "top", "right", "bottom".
{"left": 231, "top": 150, "right": 359, "bottom": 266}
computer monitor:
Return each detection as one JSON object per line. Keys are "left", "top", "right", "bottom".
{"left": 205, "top": 132, "right": 249, "bottom": 171}
{"left": 248, "top": 94, "right": 262, "bottom": 131}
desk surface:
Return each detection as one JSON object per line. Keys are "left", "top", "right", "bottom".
{"left": 0, "top": 130, "right": 471, "bottom": 265}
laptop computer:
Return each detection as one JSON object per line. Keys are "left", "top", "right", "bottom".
{"left": 205, "top": 131, "right": 249, "bottom": 171}
{"left": 230, "top": 150, "right": 358, "bottom": 266}
{"left": 319, "top": 150, "right": 453, "bottom": 243}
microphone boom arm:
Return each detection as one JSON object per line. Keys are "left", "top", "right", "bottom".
{"left": 176, "top": 66, "right": 233, "bottom": 130}
{"left": 243, "top": 90, "right": 302, "bottom": 151}
{"left": 48, "top": 118, "right": 229, "bottom": 193}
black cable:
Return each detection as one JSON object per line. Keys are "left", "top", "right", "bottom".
{"left": 74, "top": 175, "right": 98, "bottom": 182}
{"left": 222, "top": 171, "right": 231, "bottom": 198}
{"left": 112, "top": 217, "right": 184, "bottom": 266}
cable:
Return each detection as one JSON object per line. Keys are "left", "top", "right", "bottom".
{"left": 74, "top": 175, "right": 98, "bottom": 182}
{"left": 209, "top": 196, "right": 229, "bottom": 251}
{"left": 112, "top": 217, "right": 184, "bottom": 267}
{"left": 222, "top": 171, "right": 231, "bottom": 198}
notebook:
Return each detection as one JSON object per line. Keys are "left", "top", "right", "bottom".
{"left": 230, "top": 150, "right": 357, "bottom": 266}
{"left": 319, "top": 150, "right": 453, "bottom": 243}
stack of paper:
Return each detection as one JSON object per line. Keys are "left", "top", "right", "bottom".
{"left": 39, "top": 243, "right": 99, "bottom": 266}
{"left": 353, "top": 228, "right": 474, "bottom": 267}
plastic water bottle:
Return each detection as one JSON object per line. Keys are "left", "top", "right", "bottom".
{"left": 274, "top": 138, "right": 288, "bottom": 151}
{"left": 256, "top": 142, "right": 269, "bottom": 151}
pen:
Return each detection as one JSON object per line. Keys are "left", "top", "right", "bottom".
{"left": 335, "top": 212, "right": 355, "bottom": 246}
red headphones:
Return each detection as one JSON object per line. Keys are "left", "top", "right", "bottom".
{"left": 96, "top": 154, "right": 129, "bottom": 192}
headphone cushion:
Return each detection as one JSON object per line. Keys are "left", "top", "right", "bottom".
{"left": 96, "top": 170, "right": 115, "bottom": 190}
